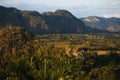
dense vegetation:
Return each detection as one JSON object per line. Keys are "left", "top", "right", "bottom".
{"left": 0, "top": 6, "right": 86, "bottom": 34}
{"left": 0, "top": 26, "right": 120, "bottom": 80}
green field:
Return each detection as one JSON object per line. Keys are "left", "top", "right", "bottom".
{"left": 38, "top": 34, "right": 120, "bottom": 55}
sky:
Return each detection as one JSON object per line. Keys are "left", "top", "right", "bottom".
{"left": 0, "top": 0, "right": 120, "bottom": 18}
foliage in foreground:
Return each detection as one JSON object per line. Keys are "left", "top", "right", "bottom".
{"left": 0, "top": 26, "right": 120, "bottom": 80}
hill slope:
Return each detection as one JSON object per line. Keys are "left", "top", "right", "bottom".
{"left": 0, "top": 6, "right": 87, "bottom": 34}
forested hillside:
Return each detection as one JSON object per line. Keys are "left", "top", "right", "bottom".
{"left": 0, "top": 6, "right": 87, "bottom": 34}
{"left": 0, "top": 6, "right": 110, "bottom": 34}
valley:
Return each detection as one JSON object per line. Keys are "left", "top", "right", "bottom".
{"left": 38, "top": 33, "right": 120, "bottom": 55}
{"left": 0, "top": 5, "right": 120, "bottom": 80}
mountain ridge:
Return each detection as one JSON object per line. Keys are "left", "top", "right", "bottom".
{"left": 80, "top": 16, "right": 120, "bottom": 32}
{"left": 0, "top": 6, "right": 119, "bottom": 34}
{"left": 0, "top": 6, "right": 88, "bottom": 34}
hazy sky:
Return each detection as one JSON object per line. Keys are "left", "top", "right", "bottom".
{"left": 0, "top": 0, "right": 120, "bottom": 18}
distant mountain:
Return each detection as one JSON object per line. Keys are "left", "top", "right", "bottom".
{"left": 0, "top": 6, "right": 90, "bottom": 34}
{"left": 81, "top": 16, "right": 120, "bottom": 32}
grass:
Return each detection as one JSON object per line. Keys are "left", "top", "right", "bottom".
{"left": 47, "top": 41, "right": 70, "bottom": 48}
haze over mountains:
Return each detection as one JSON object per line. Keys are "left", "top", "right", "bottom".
{"left": 81, "top": 16, "right": 120, "bottom": 32}
{"left": 0, "top": 6, "right": 120, "bottom": 34}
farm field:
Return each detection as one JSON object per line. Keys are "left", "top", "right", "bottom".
{"left": 39, "top": 34, "right": 120, "bottom": 55}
